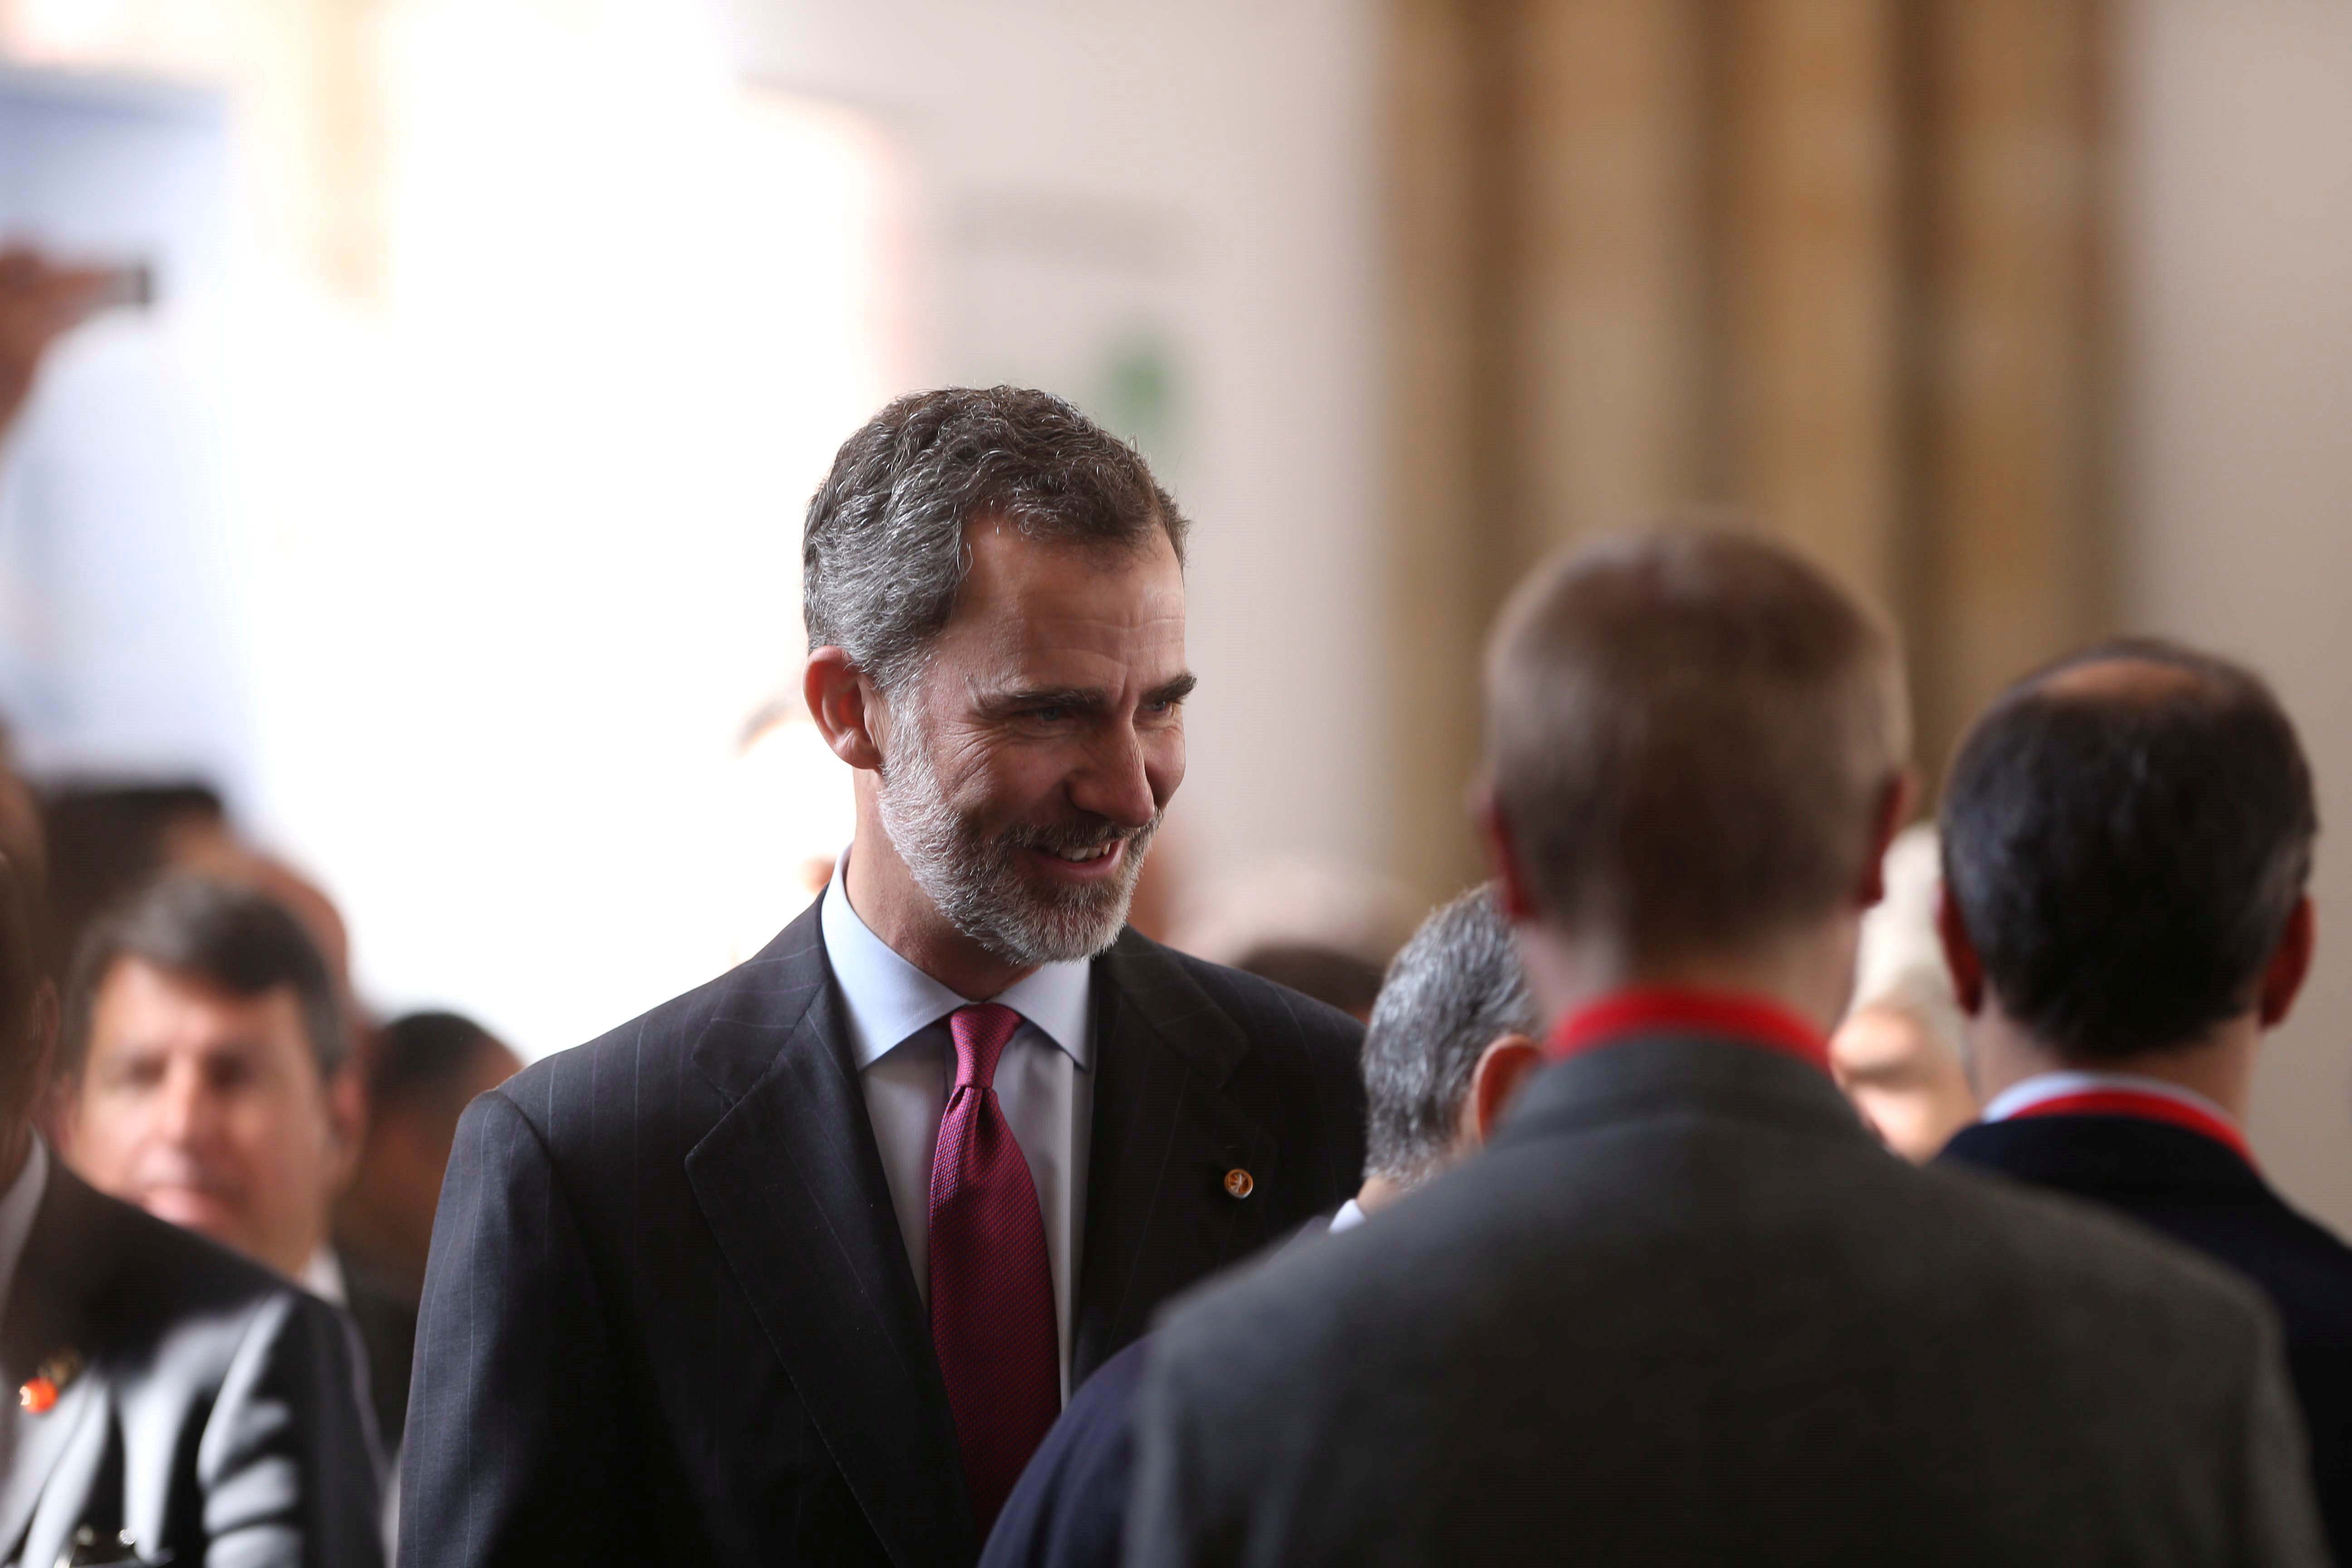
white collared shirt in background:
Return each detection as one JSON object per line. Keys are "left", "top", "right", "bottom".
{"left": 1328, "top": 1197, "right": 1367, "bottom": 1235}
{"left": 299, "top": 1245, "right": 349, "bottom": 1306}
{"left": 1981, "top": 1069, "right": 2241, "bottom": 1128}
{"left": 820, "top": 848, "right": 1093, "bottom": 1399}
{"left": 0, "top": 1134, "right": 49, "bottom": 1328}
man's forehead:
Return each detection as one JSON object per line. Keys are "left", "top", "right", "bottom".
{"left": 943, "top": 521, "right": 1186, "bottom": 670}
{"left": 96, "top": 959, "right": 306, "bottom": 1040}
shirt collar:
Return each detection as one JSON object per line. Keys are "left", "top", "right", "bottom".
{"left": 300, "top": 1245, "right": 349, "bottom": 1306}
{"left": 1327, "top": 1196, "right": 1368, "bottom": 1235}
{"left": 1979, "top": 1069, "right": 2255, "bottom": 1168}
{"left": 820, "top": 846, "right": 1092, "bottom": 1070}
{"left": 1547, "top": 986, "right": 1833, "bottom": 1076}
{"left": 0, "top": 1134, "right": 51, "bottom": 1327}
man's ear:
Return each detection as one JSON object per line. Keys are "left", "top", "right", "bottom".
{"left": 2258, "top": 896, "right": 2316, "bottom": 1030}
{"left": 1856, "top": 771, "right": 1917, "bottom": 909}
{"left": 1475, "top": 787, "right": 1538, "bottom": 922}
{"left": 1936, "top": 882, "right": 1986, "bottom": 1016}
{"left": 1462, "top": 1032, "right": 1547, "bottom": 1150}
{"left": 804, "top": 647, "right": 887, "bottom": 772}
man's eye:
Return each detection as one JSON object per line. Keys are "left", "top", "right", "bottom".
{"left": 1031, "top": 706, "right": 1067, "bottom": 723}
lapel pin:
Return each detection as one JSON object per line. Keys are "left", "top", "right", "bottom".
{"left": 19, "top": 1347, "right": 85, "bottom": 1414}
{"left": 1222, "top": 1167, "right": 1254, "bottom": 1200}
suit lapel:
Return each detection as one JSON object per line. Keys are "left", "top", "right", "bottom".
{"left": 685, "top": 899, "right": 972, "bottom": 1568}
{"left": 1072, "top": 933, "right": 1277, "bottom": 1383}
{"left": 0, "top": 1166, "right": 110, "bottom": 1565}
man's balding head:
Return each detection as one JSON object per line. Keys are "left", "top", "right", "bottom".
{"left": 1483, "top": 530, "right": 1908, "bottom": 966}
{"left": 1941, "top": 638, "right": 2317, "bottom": 1061}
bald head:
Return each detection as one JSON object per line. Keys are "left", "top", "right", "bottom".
{"left": 1484, "top": 529, "right": 1907, "bottom": 965}
{"left": 1941, "top": 638, "right": 2317, "bottom": 1061}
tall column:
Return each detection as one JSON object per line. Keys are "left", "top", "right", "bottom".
{"left": 1916, "top": 0, "right": 2108, "bottom": 770}
{"left": 1721, "top": 0, "right": 1904, "bottom": 614}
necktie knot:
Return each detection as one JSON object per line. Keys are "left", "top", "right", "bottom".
{"left": 947, "top": 1003, "right": 1023, "bottom": 1092}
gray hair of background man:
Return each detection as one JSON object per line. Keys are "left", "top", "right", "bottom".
{"left": 1362, "top": 884, "right": 1539, "bottom": 1186}
{"left": 1486, "top": 529, "right": 1908, "bottom": 960}
{"left": 59, "top": 872, "right": 348, "bottom": 1080}
{"left": 801, "top": 386, "right": 1190, "bottom": 694}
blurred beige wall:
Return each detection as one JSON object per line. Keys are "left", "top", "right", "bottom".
{"left": 2119, "top": 0, "right": 2352, "bottom": 1231}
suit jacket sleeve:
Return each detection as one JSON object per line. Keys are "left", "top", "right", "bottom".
{"left": 1124, "top": 1333, "right": 1237, "bottom": 1568}
{"left": 400, "top": 1090, "right": 639, "bottom": 1568}
{"left": 200, "top": 1289, "right": 386, "bottom": 1568}
{"left": 2239, "top": 1316, "right": 2331, "bottom": 1568}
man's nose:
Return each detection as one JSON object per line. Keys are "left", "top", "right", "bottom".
{"left": 1072, "top": 726, "right": 1160, "bottom": 829}
{"left": 156, "top": 1064, "right": 219, "bottom": 1146}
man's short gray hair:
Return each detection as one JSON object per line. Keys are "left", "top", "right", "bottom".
{"left": 1362, "top": 884, "right": 1540, "bottom": 1187}
{"left": 801, "top": 387, "right": 1188, "bottom": 693}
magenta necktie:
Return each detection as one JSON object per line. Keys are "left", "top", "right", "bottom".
{"left": 928, "top": 1003, "right": 1061, "bottom": 1530}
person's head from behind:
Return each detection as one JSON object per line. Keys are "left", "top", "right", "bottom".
{"left": 339, "top": 1009, "right": 521, "bottom": 1294}
{"left": 1357, "top": 884, "right": 1546, "bottom": 1211}
{"left": 1937, "top": 640, "right": 2317, "bottom": 1078}
{"left": 56, "top": 873, "right": 358, "bottom": 1279}
{"left": 1480, "top": 529, "right": 1911, "bottom": 1024}
{"left": 801, "top": 387, "right": 1193, "bottom": 995}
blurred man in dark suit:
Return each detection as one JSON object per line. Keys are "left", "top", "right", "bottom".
{"left": 0, "top": 859, "right": 382, "bottom": 1568}
{"left": 1937, "top": 639, "right": 2352, "bottom": 1556}
{"left": 1128, "top": 530, "right": 2327, "bottom": 1568}
{"left": 980, "top": 883, "right": 1543, "bottom": 1568}
{"left": 402, "top": 387, "right": 1366, "bottom": 1568}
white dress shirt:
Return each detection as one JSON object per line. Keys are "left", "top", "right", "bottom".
{"left": 1981, "top": 1069, "right": 2240, "bottom": 1129}
{"left": 820, "top": 849, "right": 1093, "bottom": 1397}
{"left": 1327, "top": 1196, "right": 1367, "bottom": 1235}
{"left": 0, "top": 1134, "right": 49, "bottom": 1330}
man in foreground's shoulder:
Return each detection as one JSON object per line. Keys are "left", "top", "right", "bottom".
{"left": 1125, "top": 529, "right": 2328, "bottom": 1568}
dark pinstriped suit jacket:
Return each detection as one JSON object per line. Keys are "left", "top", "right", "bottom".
{"left": 397, "top": 892, "right": 1366, "bottom": 1568}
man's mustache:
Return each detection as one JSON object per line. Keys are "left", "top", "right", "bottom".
{"left": 1002, "top": 814, "right": 1162, "bottom": 858}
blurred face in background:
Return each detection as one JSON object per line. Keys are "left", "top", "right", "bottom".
{"left": 873, "top": 523, "right": 1191, "bottom": 966}
{"left": 61, "top": 957, "right": 355, "bottom": 1279}
{"left": 1831, "top": 1000, "right": 1979, "bottom": 1162}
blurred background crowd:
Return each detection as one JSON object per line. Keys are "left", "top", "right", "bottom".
{"left": 0, "top": 0, "right": 2345, "bottom": 1268}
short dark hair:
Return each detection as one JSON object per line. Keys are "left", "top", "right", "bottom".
{"left": 0, "top": 853, "right": 43, "bottom": 1128}
{"left": 372, "top": 1010, "right": 511, "bottom": 1115}
{"left": 60, "top": 873, "right": 348, "bottom": 1081}
{"left": 802, "top": 387, "right": 1188, "bottom": 692}
{"left": 1940, "top": 638, "right": 2318, "bottom": 1061}
{"left": 1485, "top": 530, "right": 1906, "bottom": 962}
{"left": 1362, "top": 885, "right": 1539, "bottom": 1186}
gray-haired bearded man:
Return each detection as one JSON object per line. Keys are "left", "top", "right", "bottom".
{"left": 399, "top": 387, "right": 1367, "bottom": 1568}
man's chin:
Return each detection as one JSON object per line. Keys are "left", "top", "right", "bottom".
{"left": 136, "top": 1185, "right": 247, "bottom": 1241}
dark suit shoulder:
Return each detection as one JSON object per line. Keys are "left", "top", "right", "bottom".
{"left": 1911, "top": 1155, "right": 2281, "bottom": 1328}
{"left": 43, "top": 1166, "right": 316, "bottom": 1350}
{"left": 1156, "top": 943, "right": 1361, "bottom": 1044}
{"left": 490, "top": 899, "right": 830, "bottom": 1156}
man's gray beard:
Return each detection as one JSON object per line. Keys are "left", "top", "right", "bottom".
{"left": 874, "top": 705, "right": 1158, "bottom": 968}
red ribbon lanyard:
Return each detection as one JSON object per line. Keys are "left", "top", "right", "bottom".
{"left": 2007, "top": 1088, "right": 2256, "bottom": 1169}
{"left": 1548, "top": 988, "right": 1833, "bottom": 1077}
